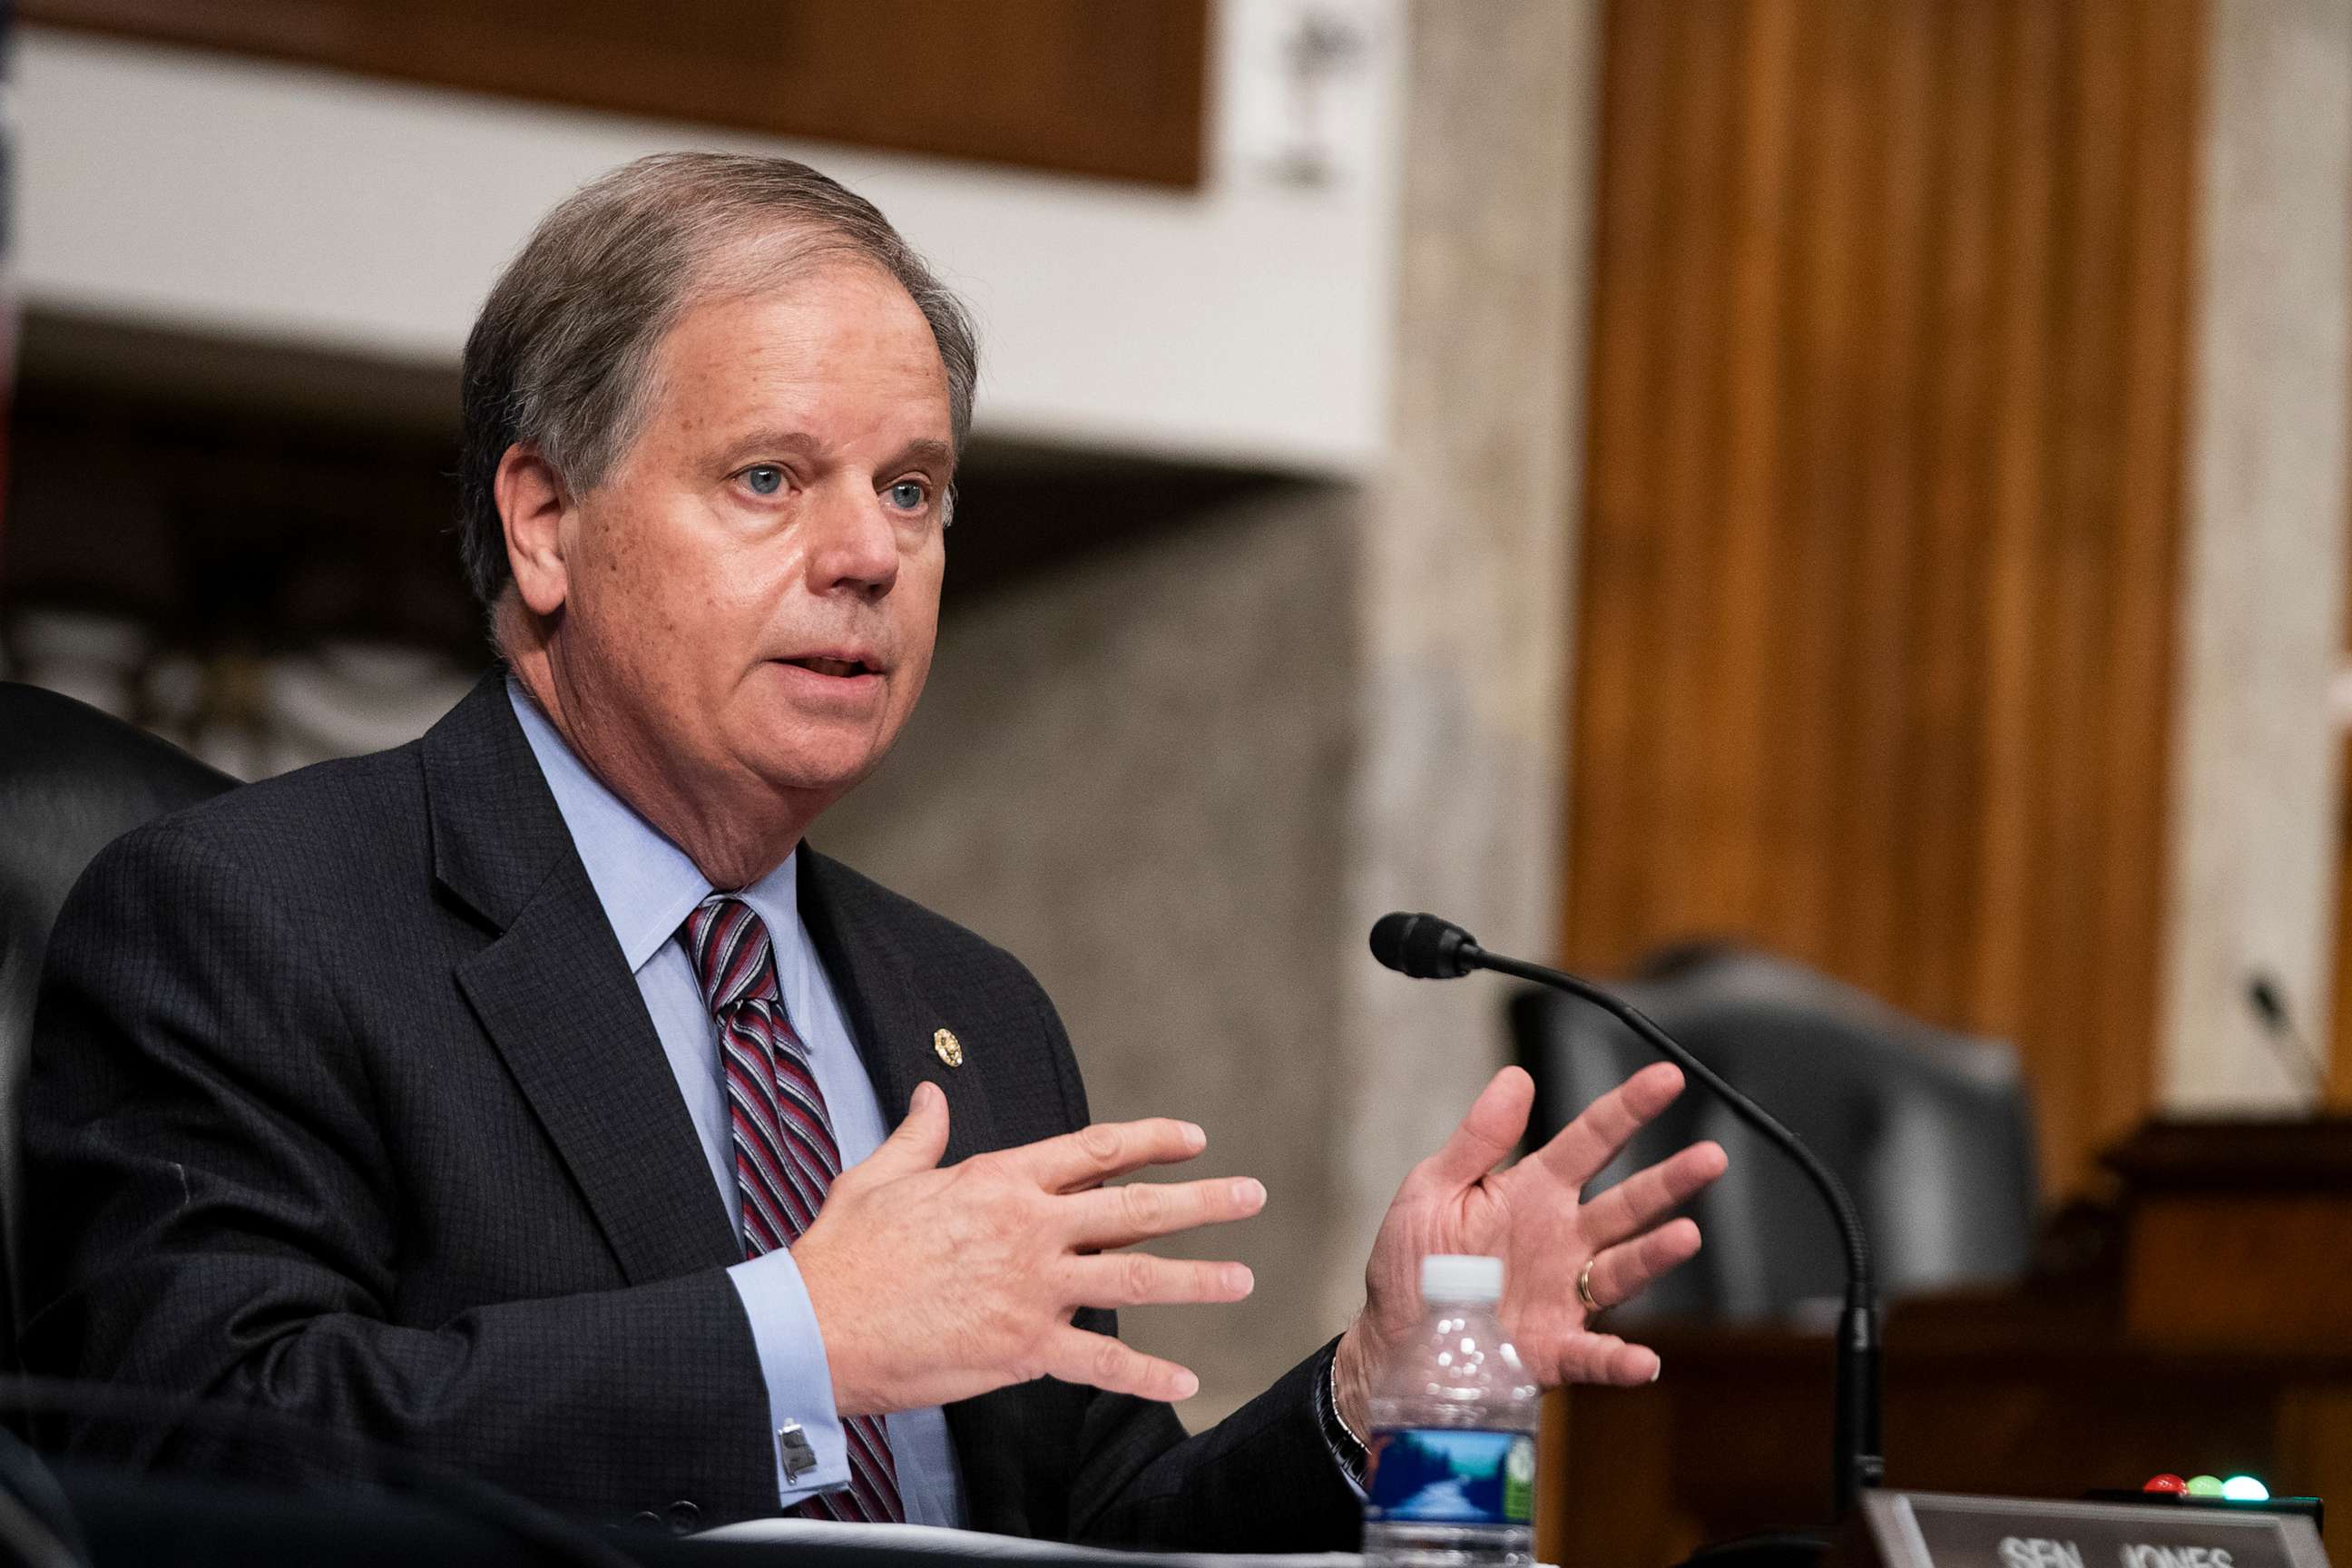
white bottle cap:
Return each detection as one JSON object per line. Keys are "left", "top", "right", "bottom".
{"left": 1419, "top": 1253, "right": 1504, "bottom": 1302}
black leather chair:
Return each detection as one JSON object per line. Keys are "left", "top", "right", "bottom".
{"left": 1510, "top": 943, "right": 2038, "bottom": 1323}
{"left": 0, "top": 682, "right": 235, "bottom": 1357}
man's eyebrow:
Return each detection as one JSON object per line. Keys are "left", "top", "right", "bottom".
{"left": 706, "top": 430, "right": 956, "bottom": 475}
{"left": 886, "top": 438, "right": 957, "bottom": 475}
{"left": 710, "top": 428, "right": 821, "bottom": 467}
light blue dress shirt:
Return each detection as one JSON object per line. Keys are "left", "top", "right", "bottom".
{"left": 509, "top": 683, "right": 965, "bottom": 1524}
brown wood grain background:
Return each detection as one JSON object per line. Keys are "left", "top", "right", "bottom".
{"left": 23, "top": 0, "right": 1211, "bottom": 188}
{"left": 1563, "top": 0, "right": 2204, "bottom": 1196}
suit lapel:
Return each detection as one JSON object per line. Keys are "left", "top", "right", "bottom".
{"left": 797, "top": 848, "right": 1026, "bottom": 1528}
{"left": 797, "top": 848, "right": 996, "bottom": 1169}
{"left": 426, "top": 672, "right": 740, "bottom": 1285}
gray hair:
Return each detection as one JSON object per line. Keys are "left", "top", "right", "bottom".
{"left": 456, "top": 152, "right": 979, "bottom": 611}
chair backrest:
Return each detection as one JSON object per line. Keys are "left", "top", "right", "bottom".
{"left": 1509, "top": 944, "right": 2038, "bottom": 1323}
{"left": 0, "top": 682, "right": 235, "bottom": 1353}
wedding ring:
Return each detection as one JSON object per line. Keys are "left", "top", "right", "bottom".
{"left": 1576, "top": 1257, "right": 1603, "bottom": 1316}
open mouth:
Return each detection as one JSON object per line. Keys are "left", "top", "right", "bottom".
{"left": 781, "top": 656, "right": 877, "bottom": 679}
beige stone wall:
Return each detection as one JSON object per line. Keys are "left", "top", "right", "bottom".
{"left": 2160, "top": 0, "right": 2352, "bottom": 1112}
{"left": 1328, "top": 0, "right": 1602, "bottom": 1321}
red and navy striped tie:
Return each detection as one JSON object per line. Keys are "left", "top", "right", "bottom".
{"left": 683, "top": 894, "right": 905, "bottom": 1524}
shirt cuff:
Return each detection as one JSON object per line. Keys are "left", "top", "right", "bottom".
{"left": 1316, "top": 1344, "right": 1371, "bottom": 1498}
{"left": 727, "top": 1248, "right": 853, "bottom": 1506}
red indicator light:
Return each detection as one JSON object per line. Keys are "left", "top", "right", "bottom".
{"left": 2143, "top": 1475, "right": 2189, "bottom": 1494}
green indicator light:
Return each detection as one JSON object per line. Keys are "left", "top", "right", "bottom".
{"left": 2221, "top": 1476, "right": 2269, "bottom": 1503}
{"left": 2185, "top": 1475, "right": 2227, "bottom": 1498}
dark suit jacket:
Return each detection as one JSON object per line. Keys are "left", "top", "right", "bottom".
{"left": 19, "top": 672, "right": 1360, "bottom": 1546}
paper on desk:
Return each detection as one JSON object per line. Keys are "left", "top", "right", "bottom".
{"left": 696, "top": 1515, "right": 1361, "bottom": 1566}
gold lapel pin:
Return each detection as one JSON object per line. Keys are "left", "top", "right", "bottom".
{"left": 933, "top": 1027, "right": 965, "bottom": 1069}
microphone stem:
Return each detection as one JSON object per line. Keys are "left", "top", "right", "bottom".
{"left": 1836, "top": 1286, "right": 1884, "bottom": 1514}
{"left": 1466, "top": 945, "right": 1883, "bottom": 1515}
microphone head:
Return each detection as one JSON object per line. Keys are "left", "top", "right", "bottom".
{"left": 1369, "top": 912, "right": 1479, "bottom": 979}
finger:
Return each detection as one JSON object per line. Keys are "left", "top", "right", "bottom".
{"left": 1418, "top": 1067, "right": 1535, "bottom": 1191}
{"left": 1008, "top": 1118, "right": 1209, "bottom": 1193}
{"left": 1583, "top": 1217, "right": 1704, "bottom": 1312}
{"left": 1065, "top": 1175, "right": 1268, "bottom": 1250}
{"left": 1042, "top": 1325, "right": 1202, "bottom": 1402}
{"left": 855, "top": 1081, "right": 952, "bottom": 1182}
{"left": 1531, "top": 1062, "right": 1686, "bottom": 1189}
{"left": 1581, "top": 1140, "right": 1726, "bottom": 1249}
{"left": 1065, "top": 1252, "right": 1256, "bottom": 1309}
{"left": 1546, "top": 1329, "right": 1663, "bottom": 1387}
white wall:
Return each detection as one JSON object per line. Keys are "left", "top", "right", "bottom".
{"left": 14, "top": 0, "right": 1403, "bottom": 474}
{"left": 2160, "top": 0, "right": 2352, "bottom": 1113}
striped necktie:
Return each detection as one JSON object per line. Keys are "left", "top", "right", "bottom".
{"left": 683, "top": 894, "right": 905, "bottom": 1524}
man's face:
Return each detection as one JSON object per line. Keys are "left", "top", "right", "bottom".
{"left": 544, "top": 260, "right": 953, "bottom": 822}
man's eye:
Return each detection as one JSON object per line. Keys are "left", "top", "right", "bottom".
{"left": 888, "top": 481, "right": 928, "bottom": 511}
{"left": 742, "top": 466, "right": 785, "bottom": 496}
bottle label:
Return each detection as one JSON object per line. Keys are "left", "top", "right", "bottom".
{"left": 1365, "top": 1427, "right": 1537, "bottom": 1525}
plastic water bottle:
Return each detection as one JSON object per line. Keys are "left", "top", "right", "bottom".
{"left": 1362, "top": 1255, "right": 1540, "bottom": 1568}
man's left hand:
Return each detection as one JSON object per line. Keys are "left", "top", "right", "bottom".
{"left": 1332, "top": 1063, "right": 1727, "bottom": 1433}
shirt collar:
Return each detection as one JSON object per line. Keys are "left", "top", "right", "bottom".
{"left": 505, "top": 678, "right": 799, "bottom": 973}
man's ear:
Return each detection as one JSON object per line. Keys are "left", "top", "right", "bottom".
{"left": 495, "top": 444, "right": 572, "bottom": 617}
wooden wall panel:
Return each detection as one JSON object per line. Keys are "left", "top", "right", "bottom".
{"left": 1565, "top": 0, "right": 2203, "bottom": 1195}
{"left": 24, "top": 0, "right": 1210, "bottom": 188}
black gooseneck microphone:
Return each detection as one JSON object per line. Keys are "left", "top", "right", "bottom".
{"left": 1370, "top": 910, "right": 1884, "bottom": 1519}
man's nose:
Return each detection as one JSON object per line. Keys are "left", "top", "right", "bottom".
{"left": 804, "top": 482, "right": 902, "bottom": 599}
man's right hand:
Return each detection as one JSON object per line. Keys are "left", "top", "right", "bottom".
{"left": 789, "top": 1081, "right": 1264, "bottom": 1416}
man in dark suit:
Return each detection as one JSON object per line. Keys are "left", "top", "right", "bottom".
{"left": 20, "top": 152, "right": 1725, "bottom": 1544}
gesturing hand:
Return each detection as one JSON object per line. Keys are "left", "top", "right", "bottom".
{"left": 1333, "top": 1063, "right": 1727, "bottom": 1432}
{"left": 789, "top": 1082, "right": 1265, "bottom": 1416}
